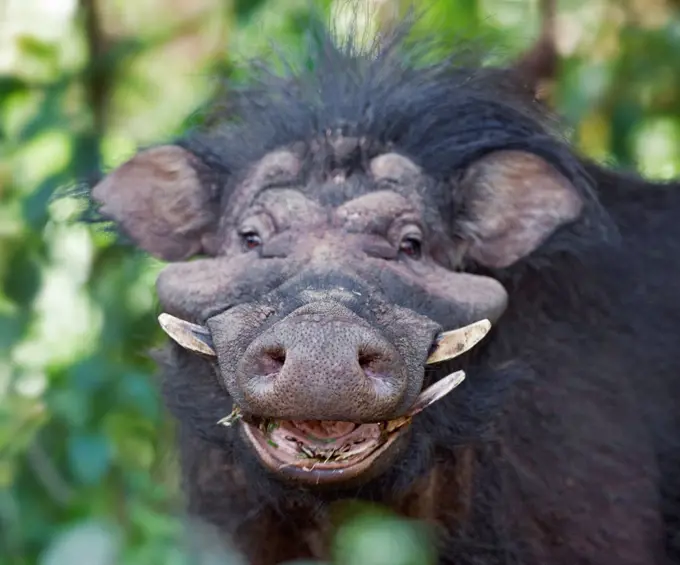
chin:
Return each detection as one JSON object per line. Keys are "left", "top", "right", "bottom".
{"left": 240, "top": 416, "right": 412, "bottom": 487}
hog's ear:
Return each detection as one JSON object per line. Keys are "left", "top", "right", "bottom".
{"left": 460, "top": 150, "right": 583, "bottom": 269}
{"left": 91, "top": 145, "right": 220, "bottom": 261}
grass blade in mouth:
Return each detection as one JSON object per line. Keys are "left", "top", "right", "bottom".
{"left": 216, "top": 406, "right": 242, "bottom": 427}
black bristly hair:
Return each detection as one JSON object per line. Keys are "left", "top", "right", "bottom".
{"left": 172, "top": 12, "right": 616, "bottom": 270}
{"left": 69, "top": 10, "right": 615, "bottom": 267}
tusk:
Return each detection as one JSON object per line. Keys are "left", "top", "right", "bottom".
{"left": 426, "top": 319, "right": 491, "bottom": 365}
{"left": 158, "top": 313, "right": 216, "bottom": 356}
{"left": 406, "top": 370, "right": 466, "bottom": 417}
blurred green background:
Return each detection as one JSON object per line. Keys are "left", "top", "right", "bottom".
{"left": 1, "top": 0, "right": 679, "bottom": 564}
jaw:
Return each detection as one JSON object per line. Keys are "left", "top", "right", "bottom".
{"left": 228, "top": 368, "right": 474, "bottom": 487}
{"left": 241, "top": 416, "right": 413, "bottom": 487}
{"left": 163, "top": 312, "right": 494, "bottom": 486}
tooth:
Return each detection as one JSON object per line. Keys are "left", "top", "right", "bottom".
{"left": 426, "top": 319, "right": 491, "bottom": 365}
{"left": 406, "top": 370, "right": 466, "bottom": 417}
{"left": 158, "top": 313, "right": 216, "bottom": 356}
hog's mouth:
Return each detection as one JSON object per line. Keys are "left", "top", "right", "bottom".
{"left": 240, "top": 415, "right": 413, "bottom": 485}
{"left": 157, "top": 314, "right": 494, "bottom": 485}
{"left": 220, "top": 366, "right": 468, "bottom": 485}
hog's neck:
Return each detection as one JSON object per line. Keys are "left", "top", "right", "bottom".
{"left": 178, "top": 431, "right": 476, "bottom": 565}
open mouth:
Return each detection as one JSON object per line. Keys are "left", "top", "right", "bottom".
{"left": 240, "top": 415, "right": 413, "bottom": 484}
{"left": 157, "top": 314, "right": 494, "bottom": 484}
{"left": 222, "top": 367, "right": 467, "bottom": 485}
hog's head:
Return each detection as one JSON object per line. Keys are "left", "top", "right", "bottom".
{"left": 89, "top": 48, "right": 591, "bottom": 488}
{"left": 91, "top": 142, "right": 582, "bottom": 486}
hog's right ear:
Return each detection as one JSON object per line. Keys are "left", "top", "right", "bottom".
{"left": 459, "top": 150, "right": 583, "bottom": 269}
{"left": 91, "top": 145, "right": 220, "bottom": 261}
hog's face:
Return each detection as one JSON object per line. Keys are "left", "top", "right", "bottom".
{"left": 91, "top": 138, "right": 583, "bottom": 485}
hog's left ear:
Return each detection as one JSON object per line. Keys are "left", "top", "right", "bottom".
{"left": 460, "top": 150, "right": 583, "bottom": 269}
{"left": 91, "top": 145, "right": 219, "bottom": 261}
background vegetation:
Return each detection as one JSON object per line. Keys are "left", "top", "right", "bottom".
{"left": 1, "top": 0, "right": 679, "bottom": 564}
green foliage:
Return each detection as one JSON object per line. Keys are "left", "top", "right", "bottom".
{"left": 1, "top": 1, "right": 679, "bottom": 564}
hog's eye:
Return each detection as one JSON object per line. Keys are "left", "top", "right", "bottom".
{"left": 240, "top": 229, "right": 262, "bottom": 251}
{"left": 399, "top": 236, "right": 422, "bottom": 260}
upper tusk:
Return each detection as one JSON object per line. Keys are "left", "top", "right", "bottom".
{"left": 158, "top": 313, "right": 216, "bottom": 356}
{"left": 426, "top": 319, "right": 492, "bottom": 365}
{"left": 157, "top": 315, "right": 490, "bottom": 363}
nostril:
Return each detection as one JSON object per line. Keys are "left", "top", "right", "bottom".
{"left": 258, "top": 346, "right": 287, "bottom": 376}
{"left": 357, "top": 347, "right": 390, "bottom": 378}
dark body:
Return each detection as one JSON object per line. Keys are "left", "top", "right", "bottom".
{"left": 166, "top": 166, "right": 680, "bottom": 565}
{"left": 86, "top": 21, "right": 680, "bottom": 565}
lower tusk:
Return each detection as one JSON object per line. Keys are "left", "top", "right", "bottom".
{"left": 158, "top": 313, "right": 216, "bottom": 356}
{"left": 406, "top": 370, "right": 466, "bottom": 417}
{"left": 426, "top": 319, "right": 491, "bottom": 365}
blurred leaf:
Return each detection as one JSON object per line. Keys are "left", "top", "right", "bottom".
{"left": 116, "top": 371, "right": 160, "bottom": 421}
{"left": 3, "top": 244, "right": 42, "bottom": 306}
{"left": 17, "top": 85, "right": 69, "bottom": 143}
{"left": 332, "top": 512, "right": 436, "bottom": 565}
{"left": 68, "top": 356, "right": 110, "bottom": 393}
{"left": 0, "top": 76, "right": 31, "bottom": 97}
{"left": 0, "top": 311, "right": 30, "bottom": 351}
{"left": 40, "top": 521, "right": 121, "bottom": 565}
{"left": 49, "top": 389, "right": 91, "bottom": 429}
{"left": 610, "top": 99, "right": 644, "bottom": 167}
{"left": 67, "top": 433, "right": 112, "bottom": 485}
{"left": 16, "top": 36, "right": 58, "bottom": 63}
{"left": 104, "top": 412, "right": 155, "bottom": 470}
{"left": 23, "top": 171, "right": 72, "bottom": 230}
{"left": 129, "top": 502, "right": 181, "bottom": 539}
{"left": 235, "top": 0, "right": 269, "bottom": 21}
{"left": 0, "top": 402, "right": 48, "bottom": 462}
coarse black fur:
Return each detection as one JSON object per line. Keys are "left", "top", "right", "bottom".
{"left": 85, "top": 14, "right": 680, "bottom": 565}
{"left": 178, "top": 18, "right": 614, "bottom": 251}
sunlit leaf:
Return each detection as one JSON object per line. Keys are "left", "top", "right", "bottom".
{"left": 17, "top": 36, "right": 58, "bottom": 63}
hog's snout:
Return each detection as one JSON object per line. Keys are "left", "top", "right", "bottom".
{"left": 236, "top": 302, "right": 409, "bottom": 422}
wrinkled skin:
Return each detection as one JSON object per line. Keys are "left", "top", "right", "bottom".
{"left": 148, "top": 146, "right": 515, "bottom": 485}
{"left": 157, "top": 150, "right": 508, "bottom": 417}
{"left": 86, "top": 22, "right": 680, "bottom": 565}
